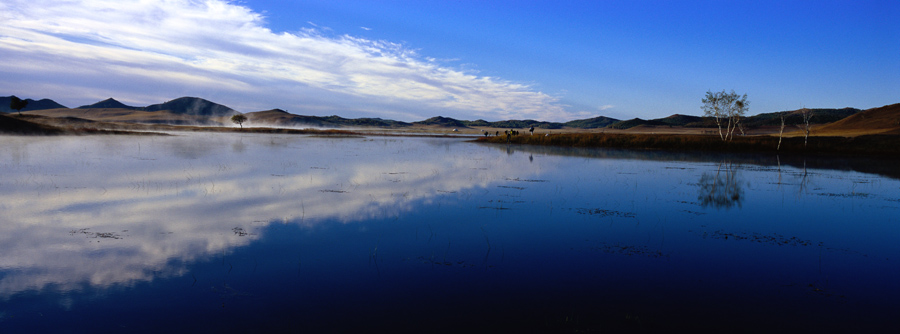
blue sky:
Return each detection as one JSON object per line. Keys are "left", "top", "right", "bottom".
{"left": 1, "top": 0, "right": 896, "bottom": 121}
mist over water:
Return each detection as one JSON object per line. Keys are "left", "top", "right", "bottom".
{"left": 0, "top": 133, "right": 897, "bottom": 333}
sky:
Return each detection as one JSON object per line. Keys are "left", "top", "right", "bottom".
{"left": 0, "top": 0, "right": 897, "bottom": 122}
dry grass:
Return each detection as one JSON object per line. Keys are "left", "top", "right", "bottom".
{"left": 477, "top": 132, "right": 900, "bottom": 156}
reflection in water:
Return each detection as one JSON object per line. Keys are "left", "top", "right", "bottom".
{"left": 0, "top": 134, "right": 898, "bottom": 332}
{"left": 697, "top": 161, "right": 745, "bottom": 209}
{"left": 0, "top": 134, "right": 526, "bottom": 297}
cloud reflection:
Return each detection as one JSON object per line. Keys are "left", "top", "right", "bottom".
{"left": 0, "top": 134, "right": 529, "bottom": 297}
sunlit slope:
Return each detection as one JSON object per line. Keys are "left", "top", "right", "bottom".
{"left": 814, "top": 103, "right": 900, "bottom": 136}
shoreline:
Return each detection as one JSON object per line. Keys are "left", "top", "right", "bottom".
{"left": 4, "top": 113, "right": 899, "bottom": 158}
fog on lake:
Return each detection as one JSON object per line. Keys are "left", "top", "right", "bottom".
{"left": 1, "top": 133, "right": 897, "bottom": 333}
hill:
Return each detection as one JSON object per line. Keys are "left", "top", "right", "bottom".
{"left": 814, "top": 103, "right": 900, "bottom": 136}
{"left": 78, "top": 98, "right": 140, "bottom": 110}
{"left": 743, "top": 107, "right": 861, "bottom": 128}
{"left": 143, "top": 97, "right": 236, "bottom": 116}
{"left": 656, "top": 114, "right": 705, "bottom": 127}
{"left": 564, "top": 116, "right": 621, "bottom": 129}
{"left": 489, "top": 120, "right": 563, "bottom": 129}
{"left": 414, "top": 116, "right": 468, "bottom": 128}
{"left": 0, "top": 96, "right": 68, "bottom": 113}
{"left": 608, "top": 118, "right": 669, "bottom": 129}
{"left": 247, "top": 109, "right": 411, "bottom": 128}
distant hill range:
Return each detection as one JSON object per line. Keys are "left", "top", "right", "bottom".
{"left": 248, "top": 109, "right": 411, "bottom": 128}
{"left": 6, "top": 96, "right": 237, "bottom": 125}
{"left": 0, "top": 96, "right": 68, "bottom": 112}
{"left": 3, "top": 95, "right": 894, "bottom": 132}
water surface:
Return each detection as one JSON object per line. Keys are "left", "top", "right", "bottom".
{"left": 0, "top": 133, "right": 897, "bottom": 333}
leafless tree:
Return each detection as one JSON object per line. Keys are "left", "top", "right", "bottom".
{"left": 777, "top": 112, "right": 786, "bottom": 151}
{"left": 799, "top": 108, "right": 812, "bottom": 147}
{"left": 702, "top": 90, "right": 748, "bottom": 142}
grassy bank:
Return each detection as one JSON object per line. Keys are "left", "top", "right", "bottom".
{"left": 476, "top": 132, "right": 900, "bottom": 157}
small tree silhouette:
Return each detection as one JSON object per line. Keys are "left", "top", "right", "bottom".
{"left": 231, "top": 113, "right": 248, "bottom": 129}
{"left": 9, "top": 96, "right": 28, "bottom": 115}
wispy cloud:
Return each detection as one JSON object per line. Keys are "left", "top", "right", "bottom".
{"left": 0, "top": 0, "right": 578, "bottom": 121}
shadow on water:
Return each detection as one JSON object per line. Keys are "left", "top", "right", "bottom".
{"left": 482, "top": 142, "right": 900, "bottom": 180}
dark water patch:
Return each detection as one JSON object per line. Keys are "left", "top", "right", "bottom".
{"left": 579, "top": 241, "right": 668, "bottom": 258}
{"left": 817, "top": 192, "right": 872, "bottom": 198}
{"left": 406, "top": 256, "right": 486, "bottom": 268}
{"left": 318, "top": 189, "right": 348, "bottom": 193}
{"left": 505, "top": 177, "right": 548, "bottom": 182}
{"left": 700, "top": 230, "right": 819, "bottom": 247}
{"left": 573, "top": 208, "right": 636, "bottom": 218}
{"left": 497, "top": 185, "right": 526, "bottom": 190}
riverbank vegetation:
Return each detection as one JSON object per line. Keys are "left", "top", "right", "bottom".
{"left": 476, "top": 132, "right": 900, "bottom": 157}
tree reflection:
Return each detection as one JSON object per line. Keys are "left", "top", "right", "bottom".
{"left": 697, "top": 161, "right": 745, "bottom": 209}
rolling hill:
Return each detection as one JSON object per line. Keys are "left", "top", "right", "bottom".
{"left": 814, "top": 103, "right": 900, "bottom": 136}
{"left": 78, "top": 98, "right": 140, "bottom": 110}
{"left": 247, "top": 109, "right": 412, "bottom": 128}
{"left": 0, "top": 96, "right": 68, "bottom": 113}
{"left": 143, "top": 97, "right": 236, "bottom": 116}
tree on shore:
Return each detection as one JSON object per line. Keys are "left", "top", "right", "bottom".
{"left": 777, "top": 111, "right": 786, "bottom": 151}
{"left": 701, "top": 90, "right": 748, "bottom": 142}
{"left": 231, "top": 113, "right": 248, "bottom": 129}
{"left": 799, "top": 108, "right": 812, "bottom": 147}
{"left": 9, "top": 96, "right": 28, "bottom": 115}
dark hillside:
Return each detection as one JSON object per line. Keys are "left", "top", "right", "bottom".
{"left": 489, "top": 119, "right": 562, "bottom": 129}
{"left": 78, "top": 98, "right": 139, "bottom": 110}
{"left": 656, "top": 114, "right": 703, "bottom": 126}
{"left": 143, "top": 97, "right": 235, "bottom": 116}
{"left": 608, "top": 118, "right": 667, "bottom": 129}
{"left": 0, "top": 113, "right": 64, "bottom": 134}
{"left": 744, "top": 108, "right": 860, "bottom": 127}
{"left": 247, "top": 110, "right": 411, "bottom": 128}
{"left": 414, "top": 116, "right": 468, "bottom": 128}
{"left": 0, "top": 96, "right": 68, "bottom": 112}
{"left": 564, "top": 116, "right": 619, "bottom": 129}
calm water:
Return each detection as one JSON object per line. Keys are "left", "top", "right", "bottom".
{"left": 0, "top": 133, "right": 898, "bottom": 333}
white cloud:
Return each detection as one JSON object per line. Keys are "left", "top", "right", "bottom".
{"left": 0, "top": 0, "right": 576, "bottom": 121}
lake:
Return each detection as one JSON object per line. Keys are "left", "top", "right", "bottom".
{"left": 1, "top": 133, "right": 898, "bottom": 333}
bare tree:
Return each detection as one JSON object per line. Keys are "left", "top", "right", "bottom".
{"left": 777, "top": 111, "right": 786, "bottom": 151}
{"left": 799, "top": 108, "right": 812, "bottom": 147}
{"left": 231, "top": 113, "right": 248, "bottom": 129}
{"left": 702, "top": 90, "right": 748, "bottom": 142}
